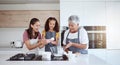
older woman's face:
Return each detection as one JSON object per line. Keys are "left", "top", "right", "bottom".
{"left": 69, "top": 21, "right": 79, "bottom": 33}
{"left": 31, "top": 21, "right": 40, "bottom": 32}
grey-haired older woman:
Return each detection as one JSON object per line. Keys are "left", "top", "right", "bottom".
{"left": 63, "top": 15, "right": 89, "bottom": 54}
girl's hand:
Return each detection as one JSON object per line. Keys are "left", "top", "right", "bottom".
{"left": 46, "top": 39, "right": 51, "bottom": 43}
{"left": 51, "top": 41, "right": 56, "bottom": 45}
{"left": 46, "top": 38, "right": 54, "bottom": 43}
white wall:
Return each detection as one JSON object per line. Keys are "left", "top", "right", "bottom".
{"left": 106, "top": 2, "right": 120, "bottom": 49}
{"left": 60, "top": 0, "right": 120, "bottom": 49}
{"left": 0, "top": 3, "right": 59, "bottom": 47}
{"left": 0, "top": 28, "right": 44, "bottom": 48}
{"left": 0, "top": 28, "right": 25, "bottom": 47}
{"left": 60, "top": 0, "right": 106, "bottom": 26}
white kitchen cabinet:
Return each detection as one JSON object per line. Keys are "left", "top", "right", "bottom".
{"left": 106, "top": 2, "right": 120, "bottom": 49}
{"left": 89, "top": 49, "right": 120, "bottom": 65}
{"left": 88, "top": 49, "right": 106, "bottom": 61}
{"left": 60, "top": 0, "right": 106, "bottom": 26}
{"left": 106, "top": 50, "right": 120, "bottom": 65}
{"left": 0, "top": 10, "right": 59, "bottom": 28}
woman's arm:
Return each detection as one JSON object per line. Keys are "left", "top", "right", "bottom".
{"left": 38, "top": 39, "right": 46, "bottom": 48}
{"left": 72, "top": 43, "right": 87, "bottom": 49}
{"left": 23, "top": 31, "right": 41, "bottom": 50}
{"left": 64, "top": 42, "right": 87, "bottom": 50}
{"left": 65, "top": 28, "right": 88, "bottom": 49}
{"left": 24, "top": 40, "right": 42, "bottom": 50}
{"left": 23, "top": 30, "right": 45, "bottom": 50}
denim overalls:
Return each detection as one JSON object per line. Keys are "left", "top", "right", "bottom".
{"left": 45, "top": 31, "right": 57, "bottom": 53}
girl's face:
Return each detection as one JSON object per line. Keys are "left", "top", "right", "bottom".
{"left": 69, "top": 21, "right": 79, "bottom": 33}
{"left": 31, "top": 21, "right": 40, "bottom": 32}
{"left": 49, "top": 20, "right": 56, "bottom": 30}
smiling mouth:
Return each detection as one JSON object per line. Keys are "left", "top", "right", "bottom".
{"left": 50, "top": 27, "right": 52, "bottom": 28}
{"left": 35, "top": 29, "right": 39, "bottom": 31}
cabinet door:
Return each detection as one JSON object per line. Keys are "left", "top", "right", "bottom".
{"left": 60, "top": 1, "right": 106, "bottom": 26}
{"left": 106, "top": 50, "right": 120, "bottom": 65}
{"left": 106, "top": 2, "right": 120, "bottom": 49}
{"left": 83, "top": 2, "right": 106, "bottom": 26}
{"left": 0, "top": 10, "right": 59, "bottom": 28}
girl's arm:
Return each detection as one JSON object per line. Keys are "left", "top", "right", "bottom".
{"left": 41, "top": 30, "right": 49, "bottom": 45}
{"left": 41, "top": 30, "right": 46, "bottom": 39}
{"left": 51, "top": 32, "right": 59, "bottom": 45}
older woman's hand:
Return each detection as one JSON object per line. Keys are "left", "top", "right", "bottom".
{"left": 65, "top": 41, "right": 73, "bottom": 49}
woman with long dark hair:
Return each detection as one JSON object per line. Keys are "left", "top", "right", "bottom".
{"left": 23, "top": 18, "right": 45, "bottom": 53}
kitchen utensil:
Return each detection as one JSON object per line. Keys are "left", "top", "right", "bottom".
{"left": 10, "top": 40, "right": 23, "bottom": 48}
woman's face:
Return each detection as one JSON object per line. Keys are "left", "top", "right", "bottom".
{"left": 31, "top": 21, "right": 40, "bottom": 32}
{"left": 49, "top": 20, "right": 56, "bottom": 30}
{"left": 69, "top": 21, "right": 79, "bottom": 33}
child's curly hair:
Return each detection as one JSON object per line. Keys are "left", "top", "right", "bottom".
{"left": 45, "top": 17, "right": 59, "bottom": 32}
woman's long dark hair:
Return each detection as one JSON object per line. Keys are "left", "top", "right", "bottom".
{"left": 45, "top": 17, "right": 59, "bottom": 32}
{"left": 26, "top": 18, "right": 39, "bottom": 39}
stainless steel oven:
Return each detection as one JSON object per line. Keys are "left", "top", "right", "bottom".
{"left": 84, "top": 26, "right": 106, "bottom": 49}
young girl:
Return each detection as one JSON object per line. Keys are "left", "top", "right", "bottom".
{"left": 23, "top": 18, "right": 45, "bottom": 53}
{"left": 42, "top": 17, "right": 59, "bottom": 53}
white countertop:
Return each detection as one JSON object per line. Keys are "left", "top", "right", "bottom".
{"left": 0, "top": 48, "right": 111, "bottom": 65}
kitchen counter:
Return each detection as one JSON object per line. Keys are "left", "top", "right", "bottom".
{"left": 0, "top": 48, "right": 110, "bottom": 65}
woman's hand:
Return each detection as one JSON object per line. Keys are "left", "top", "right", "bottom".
{"left": 38, "top": 39, "right": 46, "bottom": 48}
{"left": 64, "top": 42, "right": 73, "bottom": 54}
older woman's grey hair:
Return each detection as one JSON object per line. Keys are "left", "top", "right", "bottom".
{"left": 68, "top": 15, "right": 80, "bottom": 25}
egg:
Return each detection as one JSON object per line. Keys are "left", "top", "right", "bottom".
{"left": 50, "top": 37, "right": 54, "bottom": 41}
